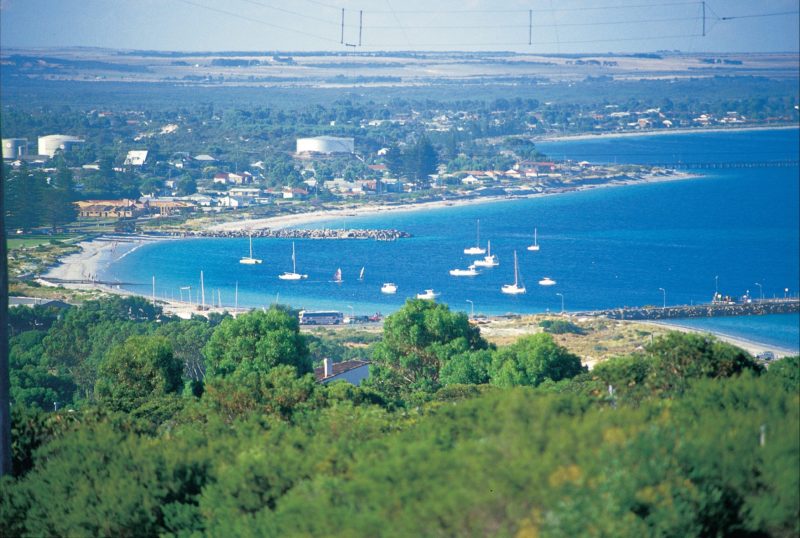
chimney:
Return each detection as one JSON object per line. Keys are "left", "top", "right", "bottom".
{"left": 323, "top": 358, "right": 332, "bottom": 378}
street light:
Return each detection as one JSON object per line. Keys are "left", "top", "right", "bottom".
{"left": 658, "top": 287, "right": 666, "bottom": 309}
{"left": 347, "top": 305, "right": 354, "bottom": 322}
{"left": 754, "top": 282, "right": 763, "bottom": 302}
{"left": 466, "top": 299, "right": 474, "bottom": 319}
{"left": 556, "top": 292, "right": 564, "bottom": 314}
{"left": 714, "top": 275, "right": 719, "bottom": 302}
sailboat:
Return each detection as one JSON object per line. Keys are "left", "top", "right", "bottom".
{"left": 359, "top": 267, "right": 365, "bottom": 281}
{"left": 239, "top": 233, "right": 262, "bottom": 264}
{"left": 463, "top": 219, "right": 486, "bottom": 255}
{"left": 473, "top": 240, "right": 499, "bottom": 267}
{"left": 501, "top": 251, "right": 526, "bottom": 295}
{"left": 333, "top": 268, "right": 343, "bottom": 283}
{"left": 278, "top": 242, "right": 307, "bottom": 280}
{"left": 527, "top": 228, "right": 540, "bottom": 252}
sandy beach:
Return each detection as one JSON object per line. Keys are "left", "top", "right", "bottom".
{"left": 534, "top": 124, "right": 799, "bottom": 143}
{"left": 643, "top": 321, "right": 798, "bottom": 359}
{"left": 210, "top": 170, "right": 698, "bottom": 232}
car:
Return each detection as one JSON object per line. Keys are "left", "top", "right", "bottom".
{"left": 756, "top": 351, "right": 775, "bottom": 361}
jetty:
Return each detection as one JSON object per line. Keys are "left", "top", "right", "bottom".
{"left": 575, "top": 298, "right": 799, "bottom": 321}
{"left": 153, "top": 228, "right": 411, "bottom": 241}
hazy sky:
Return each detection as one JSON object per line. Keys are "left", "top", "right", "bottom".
{"left": 1, "top": 0, "right": 798, "bottom": 53}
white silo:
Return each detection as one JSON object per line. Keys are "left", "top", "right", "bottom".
{"left": 2, "top": 138, "right": 28, "bottom": 159}
{"left": 38, "top": 134, "right": 85, "bottom": 158}
{"left": 296, "top": 136, "right": 354, "bottom": 155}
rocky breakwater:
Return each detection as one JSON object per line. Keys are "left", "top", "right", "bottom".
{"left": 578, "top": 299, "right": 799, "bottom": 321}
{"left": 158, "top": 228, "right": 412, "bottom": 241}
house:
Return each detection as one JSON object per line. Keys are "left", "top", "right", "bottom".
{"left": 461, "top": 174, "right": 480, "bottom": 185}
{"left": 75, "top": 199, "right": 144, "bottom": 218}
{"left": 314, "top": 359, "right": 371, "bottom": 386}
{"left": 282, "top": 186, "right": 309, "bottom": 199}
{"left": 146, "top": 199, "right": 196, "bottom": 216}
{"left": 183, "top": 193, "right": 215, "bottom": 207}
{"left": 228, "top": 187, "right": 261, "bottom": 199}
{"left": 194, "top": 154, "right": 216, "bottom": 162}
{"left": 218, "top": 196, "right": 247, "bottom": 208}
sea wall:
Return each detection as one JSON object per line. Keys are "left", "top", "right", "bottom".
{"left": 152, "top": 228, "right": 411, "bottom": 241}
{"left": 578, "top": 299, "right": 799, "bottom": 320}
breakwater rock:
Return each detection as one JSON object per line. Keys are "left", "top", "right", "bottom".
{"left": 577, "top": 299, "right": 799, "bottom": 321}
{"left": 154, "top": 228, "right": 411, "bottom": 241}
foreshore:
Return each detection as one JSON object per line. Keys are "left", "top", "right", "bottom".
{"left": 534, "top": 124, "right": 799, "bottom": 143}
{"left": 210, "top": 170, "right": 698, "bottom": 232}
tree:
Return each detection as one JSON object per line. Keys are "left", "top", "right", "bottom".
{"left": 490, "top": 333, "right": 584, "bottom": 388}
{"left": 41, "top": 162, "right": 78, "bottom": 230}
{"left": 383, "top": 144, "right": 405, "bottom": 178}
{"left": 203, "top": 308, "right": 311, "bottom": 380}
{"left": 366, "top": 299, "right": 488, "bottom": 395}
{"left": 95, "top": 335, "right": 182, "bottom": 412}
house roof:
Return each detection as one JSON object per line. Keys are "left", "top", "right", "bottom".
{"left": 313, "top": 359, "right": 370, "bottom": 382}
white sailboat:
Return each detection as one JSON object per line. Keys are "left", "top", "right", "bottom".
{"left": 473, "top": 240, "right": 499, "bottom": 267}
{"left": 527, "top": 228, "right": 540, "bottom": 251}
{"left": 333, "top": 268, "right": 343, "bottom": 283}
{"left": 359, "top": 267, "right": 365, "bottom": 281}
{"left": 501, "top": 251, "right": 526, "bottom": 295}
{"left": 278, "top": 242, "right": 307, "bottom": 280}
{"left": 538, "top": 277, "right": 556, "bottom": 286}
{"left": 416, "top": 289, "right": 440, "bottom": 300}
{"left": 381, "top": 282, "right": 398, "bottom": 294}
{"left": 449, "top": 264, "right": 479, "bottom": 277}
{"left": 463, "top": 219, "right": 486, "bottom": 255}
{"left": 239, "top": 233, "right": 262, "bottom": 264}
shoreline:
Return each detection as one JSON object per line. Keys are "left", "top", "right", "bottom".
{"left": 642, "top": 320, "right": 798, "bottom": 359}
{"left": 210, "top": 170, "right": 699, "bottom": 232}
{"left": 534, "top": 123, "right": 799, "bottom": 143}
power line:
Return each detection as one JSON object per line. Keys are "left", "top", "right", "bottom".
{"left": 365, "top": 15, "right": 702, "bottom": 31}
{"left": 720, "top": 10, "right": 799, "bottom": 21}
{"left": 232, "top": 0, "right": 342, "bottom": 26}
{"left": 365, "top": 1, "right": 703, "bottom": 15}
{"left": 361, "top": 32, "right": 705, "bottom": 49}
{"left": 173, "top": 0, "right": 340, "bottom": 43}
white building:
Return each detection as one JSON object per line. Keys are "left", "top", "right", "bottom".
{"left": 124, "top": 150, "right": 149, "bottom": 166}
{"left": 2, "top": 138, "right": 28, "bottom": 159}
{"left": 296, "top": 136, "right": 354, "bottom": 155}
{"left": 38, "top": 135, "right": 85, "bottom": 158}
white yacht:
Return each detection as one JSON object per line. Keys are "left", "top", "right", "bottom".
{"left": 416, "top": 289, "right": 440, "bottom": 300}
{"left": 538, "top": 277, "right": 556, "bottom": 286}
{"left": 333, "top": 268, "right": 343, "bottom": 283}
{"left": 239, "top": 233, "right": 262, "bottom": 265}
{"left": 527, "top": 228, "right": 540, "bottom": 252}
{"left": 463, "top": 219, "right": 486, "bottom": 255}
{"left": 278, "top": 242, "right": 307, "bottom": 280}
{"left": 449, "top": 264, "right": 479, "bottom": 277}
{"left": 501, "top": 251, "right": 526, "bottom": 295}
{"left": 381, "top": 282, "right": 398, "bottom": 294}
{"left": 473, "top": 240, "right": 499, "bottom": 267}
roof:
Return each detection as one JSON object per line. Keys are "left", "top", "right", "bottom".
{"left": 194, "top": 154, "right": 216, "bottom": 161}
{"left": 313, "top": 360, "right": 371, "bottom": 383}
{"left": 124, "top": 150, "right": 148, "bottom": 166}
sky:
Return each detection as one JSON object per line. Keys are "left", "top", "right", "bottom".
{"left": 1, "top": 0, "right": 798, "bottom": 53}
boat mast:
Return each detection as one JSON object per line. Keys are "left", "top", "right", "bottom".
{"left": 514, "top": 251, "right": 519, "bottom": 286}
{"left": 200, "top": 270, "right": 205, "bottom": 310}
{"left": 476, "top": 219, "right": 480, "bottom": 248}
{"left": 235, "top": 281, "right": 239, "bottom": 316}
{"left": 291, "top": 242, "right": 296, "bottom": 273}
{"left": 249, "top": 233, "right": 254, "bottom": 258}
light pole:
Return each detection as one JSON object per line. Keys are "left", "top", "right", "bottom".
{"left": 466, "top": 299, "right": 474, "bottom": 319}
{"left": 556, "top": 292, "right": 564, "bottom": 314}
{"left": 754, "top": 282, "right": 763, "bottom": 302}
{"left": 347, "top": 305, "right": 354, "bottom": 322}
{"left": 658, "top": 287, "right": 666, "bottom": 309}
{"left": 714, "top": 275, "right": 719, "bottom": 302}
{"left": 785, "top": 288, "right": 789, "bottom": 300}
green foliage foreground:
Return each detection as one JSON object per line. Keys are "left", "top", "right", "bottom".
{"left": 1, "top": 297, "right": 798, "bottom": 537}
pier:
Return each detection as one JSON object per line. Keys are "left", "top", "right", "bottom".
{"left": 652, "top": 160, "right": 799, "bottom": 170}
{"left": 576, "top": 299, "right": 799, "bottom": 321}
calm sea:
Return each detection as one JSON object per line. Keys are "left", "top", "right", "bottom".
{"left": 101, "top": 128, "right": 800, "bottom": 351}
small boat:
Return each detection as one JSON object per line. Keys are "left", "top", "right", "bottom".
{"left": 416, "top": 289, "right": 440, "bottom": 300}
{"left": 473, "top": 240, "right": 499, "bottom": 267}
{"left": 449, "top": 264, "right": 479, "bottom": 277}
{"left": 501, "top": 251, "right": 526, "bottom": 295}
{"left": 463, "top": 219, "right": 486, "bottom": 255}
{"left": 527, "top": 228, "right": 540, "bottom": 252}
{"left": 239, "top": 233, "right": 262, "bottom": 264}
{"left": 381, "top": 282, "right": 398, "bottom": 294}
{"left": 278, "top": 242, "right": 307, "bottom": 280}
{"left": 359, "top": 266, "right": 365, "bottom": 281}
{"left": 333, "top": 268, "right": 343, "bottom": 283}
{"left": 538, "top": 277, "right": 556, "bottom": 286}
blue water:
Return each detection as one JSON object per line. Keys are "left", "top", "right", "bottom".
{"left": 662, "top": 314, "right": 799, "bottom": 353}
{"left": 101, "top": 128, "right": 800, "bottom": 350}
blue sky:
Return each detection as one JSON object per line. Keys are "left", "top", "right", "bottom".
{"left": 1, "top": 0, "right": 798, "bottom": 53}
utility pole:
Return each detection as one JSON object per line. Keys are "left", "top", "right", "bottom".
{"left": 0, "top": 159, "right": 11, "bottom": 476}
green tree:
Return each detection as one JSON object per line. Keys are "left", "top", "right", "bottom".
{"left": 41, "top": 161, "right": 78, "bottom": 230}
{"left": 203, "top": 308, "right": 311, "bottom": 380}
{"left": 95, "top": 335, "right": 183, "bottom": 412}
{"left": 490, "top": 333, "right": 584, "bottom": 388}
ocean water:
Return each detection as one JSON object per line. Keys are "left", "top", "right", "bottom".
{"left": 101, "top": 128, "right": 800, "bottom": 349}
{"left": 661, "top": 314, "right": 799, "bottom": 353}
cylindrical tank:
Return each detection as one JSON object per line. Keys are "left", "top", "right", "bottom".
{"left": 2, "top": 138, "right": 28, "bottom": 159}
{"left": 296, "top": 136, "right": 354, "bottom": 154}
{"left": 38, "top": 135, "right": 85, "bottom": 158}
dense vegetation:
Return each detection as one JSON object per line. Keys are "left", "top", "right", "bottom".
{"left": 2, "top": 296, "right": 797, "bottom": 536}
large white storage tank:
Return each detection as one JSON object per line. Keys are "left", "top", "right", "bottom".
{"left": 38, "top": 134, "right": 85, "bottom": 158}
{"left": 2, "top": 138, "right": 28, "bottom": 159}
{"left": 296, "top": 136, "right": 354, "bottom": 155}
